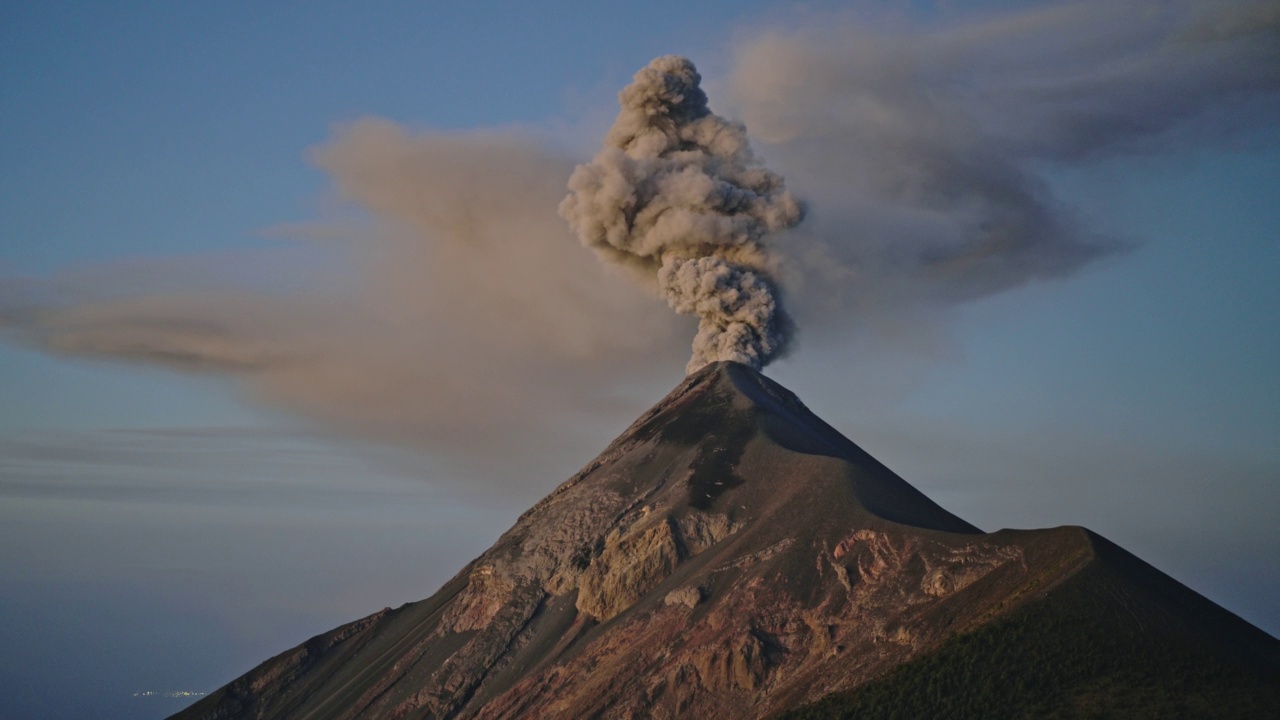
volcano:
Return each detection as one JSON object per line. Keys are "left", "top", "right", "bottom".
{"left": 172, "top": 362, "right": 1279, "bottom": 719}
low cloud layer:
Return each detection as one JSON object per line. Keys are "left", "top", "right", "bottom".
{"left": 3, "top": 1, "right": 1277, "bottom": 483}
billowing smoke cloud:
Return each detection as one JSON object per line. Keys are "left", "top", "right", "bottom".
{"left": 560, "top": 56, "right": 803, "bottom": 373}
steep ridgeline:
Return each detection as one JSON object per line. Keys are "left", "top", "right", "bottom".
{"left": 173, "top": 362, "right": 1279, "bottom": 720}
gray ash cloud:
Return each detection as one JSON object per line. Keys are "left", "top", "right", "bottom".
{"left": 560, "top": 56, "right": 803, "bottom": 373}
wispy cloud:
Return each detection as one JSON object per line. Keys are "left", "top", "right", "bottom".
{"left": 728, "top": 0, "right": 1278, "bottom": 336}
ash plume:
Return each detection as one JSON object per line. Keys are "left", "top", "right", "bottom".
{"left": 560, "top": 56, "right": 803, "bottom": 373}
{"left": 1, "top": 1, "right": 1276, "bottom": 495}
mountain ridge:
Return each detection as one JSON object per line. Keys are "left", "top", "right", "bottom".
{"left": 171, "top": 361, "right": 1278, "bottom": 719}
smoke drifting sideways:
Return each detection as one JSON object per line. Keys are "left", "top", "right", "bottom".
{"left": 0, "top": 124, "right": 691, "bottom": 493}
{"left": 726, "top": 0, "right": 1280, "bottom": 350}
{"left": 2, "top": 1, "right": 1278, "bottom": 492}
{"left": 561, "top": 56, "right": 803, "bottom": 373}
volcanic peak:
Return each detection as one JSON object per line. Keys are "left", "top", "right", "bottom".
{"left": 590, "top": 360, "right": 981, "bottom": 535}
{"left": 171, "top": 362, "right": 1279, "bottom": 720}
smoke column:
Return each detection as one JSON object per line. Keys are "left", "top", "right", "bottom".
{"left": 560, "top": 56, "right": 803, "bottom": 373}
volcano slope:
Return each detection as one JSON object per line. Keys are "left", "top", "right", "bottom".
{"left": 172, "top": 361, "right": 1279, "bottom": 720}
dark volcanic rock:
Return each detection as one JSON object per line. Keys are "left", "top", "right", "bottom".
{"left": 171, "top": 362, "right": 1279, "bottom": 720}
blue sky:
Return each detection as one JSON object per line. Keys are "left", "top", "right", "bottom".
{"left": 2, "top": 2, "right": 1278, "bottom": 718}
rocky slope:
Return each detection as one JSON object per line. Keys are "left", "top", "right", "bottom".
{"left": 171, "top": 362, "right": 1278, "bottom": 720}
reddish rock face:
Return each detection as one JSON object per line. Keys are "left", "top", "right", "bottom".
{"left": 172, "top": 362, "right": 1278, "bottom": 720}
